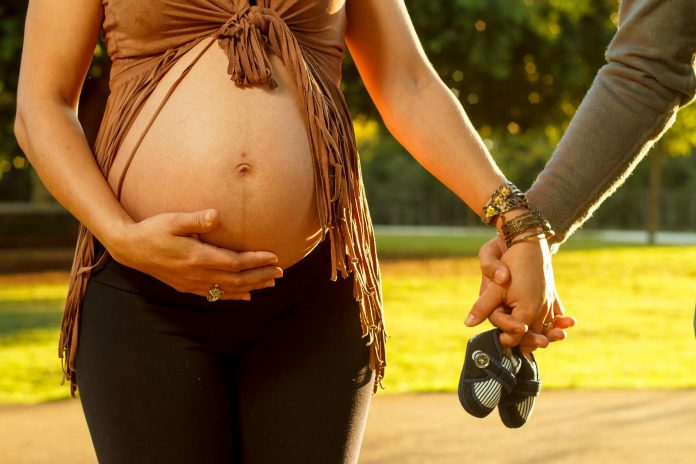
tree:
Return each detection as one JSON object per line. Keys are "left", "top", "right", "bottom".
{"left": 647, "top": 105, "right": 696, "bottom": 243}
{"left": 342, "top": 0, "right": 619, "bottom": 131}
{"left": 0, "top": 0, "right": 30, "bottom": 200}
{"left": 0, "top": 0, "right": 110, "bottom": 202}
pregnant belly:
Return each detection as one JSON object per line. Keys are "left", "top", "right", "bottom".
{"left": 107, "top": 38, "right": 324, "bottom": 270}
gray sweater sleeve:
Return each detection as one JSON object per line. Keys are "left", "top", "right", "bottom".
{"left": 525, "top": 0, "right": 696, "bottom": 250}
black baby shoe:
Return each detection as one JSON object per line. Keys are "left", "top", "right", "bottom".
{"left": 458, "top": 328, "right": 521, "bottom": 418}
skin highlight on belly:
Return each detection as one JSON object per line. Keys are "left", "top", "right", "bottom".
{"left": 106, "top": 38, "right": 324, "bottom": 269}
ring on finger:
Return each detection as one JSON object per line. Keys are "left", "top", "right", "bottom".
{"left": 543, "top": 319, "right": 555, "bottom": 329}
{"left": 207, "top": 283, "right": 225, "bottom": 302}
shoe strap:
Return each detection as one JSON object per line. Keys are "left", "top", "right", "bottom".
{"left": 512, "top": 378, "right": 542, "bottom": 398}
{"left": 479, "top": 356, "right": 517, "bottom": 393}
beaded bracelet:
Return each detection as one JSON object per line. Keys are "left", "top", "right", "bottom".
{"left": 480, "top": 182, "right": 529, "bottom": 225}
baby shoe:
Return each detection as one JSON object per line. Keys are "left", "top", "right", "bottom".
{"left": 498, "top": 345, "right": 542, "bottom": 428}
{"left": 458, "top": 328, "right": 521, "bottom": 418}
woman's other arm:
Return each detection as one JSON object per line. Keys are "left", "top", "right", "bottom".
{"left": 14, "top": 0, "right": 130, "bottom": 249}
{"left": 14, "top": 0, "right": 281, "bottom": 300}
{"left": 345, "top": 0, "right": 556, "bottom": 346}
{"left": 345, "top": 0, "right": 507, "bottom": 213}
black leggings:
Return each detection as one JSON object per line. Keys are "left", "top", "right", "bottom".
{"left": 76, "top": 237, "right": 375, "bottom": 464}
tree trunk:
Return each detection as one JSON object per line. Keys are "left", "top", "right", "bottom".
{"left": 646, "top": 148, "right": 666, "bottom": 244}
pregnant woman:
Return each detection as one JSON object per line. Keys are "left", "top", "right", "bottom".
{"left": 14, "top": 0, "right": 557, "bottom": 462}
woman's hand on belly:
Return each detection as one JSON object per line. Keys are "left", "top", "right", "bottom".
{"left": 109, "top": 209, "right": 284, "bottom": 301}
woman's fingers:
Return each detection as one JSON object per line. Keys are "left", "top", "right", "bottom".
{"left": 201, "top": 266, "right": 283, "bottom": 293}
{"left": 543, "top": 317, "right": 573, "bottom": 342}
{"left": 545, "top": 327, "right": 568, "bottom": 342}
{"left": 542, "top": 289, "right": 575, "bottom": 341}
{"left": 168, "top": 263, "right": 283, "bottom": 298}
{"left": 554, "top": 316, "right": 576, "bottom": 329}
{"left": 466, "top": 282, "right": 507, "bottom": 326}
{"left": 516, "top": 326, "right": 549, "bottom": 356}
{"left": 489, "top": 306, "right": 527, "bottom": 335}
{"left": 499, "top": 330, "right": 549, "bottom": 349}
{"left": 527, "top": 310, "right": 551, "bottom": 348}
{"left": 519, "top": 343, "right": 539, "bottom": 356}
{"left": 498, "top": 331, "right": 524, "bottom": 348}
{"left": 478, "top": 236, "right": 510, "bottom": 285}
{"left": 196, "top": 245, "right": 280, "bottom": 272}
{"left": 510, "top": 303, "right": 545, "bottom": 332}
{"left": 519, "top": 330, "right": 549, "bottom": 349}
{"left": 490, "top": 306, "right": 528, "bottom": 350}
{"left": 180, "top": 244, "right": 284, "bottom": 296}
{"left": 182, "top": 275, "right": 277, "bottom": 301}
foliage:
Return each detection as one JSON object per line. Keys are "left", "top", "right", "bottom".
{"left": 658, "top": 104, "right": 696, "bottom": 157}
{"left": 342, "top": 0, "right": 619, "bottom": 131}
{"left": 0, "top": 1, "right": 29, "bottom": 197}
{"left": 0, "top": 0, "right": 109, "bottom": 199}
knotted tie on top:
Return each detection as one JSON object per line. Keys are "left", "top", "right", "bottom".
{"left": 216, "top": 5, "right": 278, "bottom": 89}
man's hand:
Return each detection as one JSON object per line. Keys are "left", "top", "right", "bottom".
{"left": 466, "top": 235, "right": 576, "bottom": 352}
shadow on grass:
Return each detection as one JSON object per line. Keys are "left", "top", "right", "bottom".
{"left": 0, "top": 300, "right": 63, "bottom": 338}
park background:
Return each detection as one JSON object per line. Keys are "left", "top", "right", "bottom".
{"left": 1, "top": 0, "right": 695, "bottom": 463}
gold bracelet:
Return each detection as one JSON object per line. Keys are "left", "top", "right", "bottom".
{"left": 502, "top": 213, "right": 554, "bottom": 247}
{"left": 502, "top": 211, "right": 545, "bottom": 237}
{"left": 509, "top": 231, "right": 546, "bottom": 247}
{"left": 481, "top": 182, "right": 529, "bottom": 226}
{"left": 501, "top": 209, "right": 555, "bottom": 248}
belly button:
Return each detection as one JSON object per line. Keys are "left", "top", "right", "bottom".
{"left": 236, "top": 163, "right": 252, "bottom": 176}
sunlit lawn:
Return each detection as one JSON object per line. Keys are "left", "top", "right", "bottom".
{"left": 1, "top": 233, "right": 694, "bottom": 403}
{"left": 378, "top": 243, "right": 696, "bottom": 393}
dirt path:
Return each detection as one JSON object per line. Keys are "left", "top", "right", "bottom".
{"left": 2, "top": 390, "right": 695, "bottom": 463}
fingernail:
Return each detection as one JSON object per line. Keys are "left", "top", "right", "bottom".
{"left": 275, "top": 268, "right": 283, "bottom": 278}
{"left": 494, "top": 269, "right": 506, "bottom": 284}
{"left": 205, "top": 210, "right": 214, "bottom": 225}
{"left": 465, "top": 314, "right": 476, "bottom": 327}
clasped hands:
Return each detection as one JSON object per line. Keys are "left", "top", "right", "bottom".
{"left": 466, "top": 234, "right": 576, "bottom": 355}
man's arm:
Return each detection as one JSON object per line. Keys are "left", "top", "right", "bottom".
{"left": 526, "top": 0, "right": 696, "bottom": 249}
{"left": 469, "top": 0, "right": 694, "bottom": 348}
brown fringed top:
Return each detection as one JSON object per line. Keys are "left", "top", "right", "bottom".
{"left": 60, "top": 0, "right": 386, "bottom": 396}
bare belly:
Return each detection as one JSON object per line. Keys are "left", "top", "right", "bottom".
{"left": 107, "top": 38, "right": 324, "bottom": 269}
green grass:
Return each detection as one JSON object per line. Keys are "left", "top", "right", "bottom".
{"left": 0, "top": 283, "right": 71, "bottom": 404}
{"left": 373, "top": 228, "right": 646, "bottom": 258}
{"left": 1, "top": 235, "right": 695, "bottom": 403}
{"left": 377, "top": 244, "right": 696, "bottom": 393}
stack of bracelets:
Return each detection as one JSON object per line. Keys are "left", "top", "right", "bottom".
{"left": 480, "top": 182, "right": 555, "bottom": 248}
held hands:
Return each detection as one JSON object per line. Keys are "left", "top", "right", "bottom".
{"left": 107, "top": 209, "right": 283, "bottom": 301}
{"left": 466, "top": 234, "right": 576, "bottom": 355}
